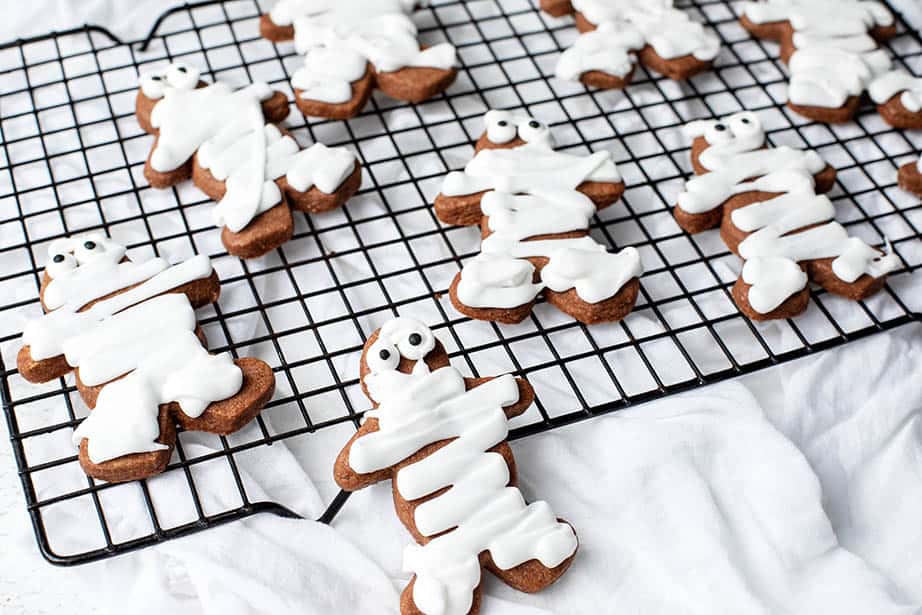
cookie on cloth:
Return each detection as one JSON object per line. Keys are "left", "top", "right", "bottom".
{"left": 136, "top": 62, "right": 362, "bottom": 259}
{"left": 544, "top": 0, "right": 720, "bottom": 89}
{"left": 259, "top": 0, "right": 458, "bottom": 119}
{"left": 674, "top": 111, "right": 900, "bottom": 320}
{"left": 17, "top": 234, "right": 275, "bottom": 482}
{"left": 334, "top": 317, "right": 578, "bottom": 615}
{"left": 898, "top": 156, "right": 922, "bottom": 196}
{"left": 739, "top": 0, "right": 922, "bottom": 127}
{"left": 434, "top": 109, "right": 642, "bottom": 325}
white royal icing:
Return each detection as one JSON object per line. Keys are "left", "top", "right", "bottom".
{"left": 352, "top": 317, "right": 578, "bottom": 615}
{"left": 442, "top": 111, "right": 642, "bottom": 309}
{"left": 140, "top": 64, "right": 357, "bottom": 234}
{"left": 22, "top": 238, "right": 241, "bottom": 465}
{"left": 869, "top": 69, "right": 922, "bottom": 112}
{"left": 741, "top": 0, "right": 898, "bottom": 109}
{"left": 270, "top": 0, "right": 457, "bottom": 104}
{"left": 555, "top": 0, "right": 720, "bottom": 83}
{"left": 677, "top": 111, "right": 899, "bottom": 313}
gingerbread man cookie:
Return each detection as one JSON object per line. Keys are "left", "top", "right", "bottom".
{"left": 17, "top": 234, "right": 275, "bottom": 482}
{"left": 543, "top": 0, "right": 720, "bottom": 89}
{"left": 434, "top": 110, "right": 642, "bottom": 324}
{"left": 740, "top": 0, "right": 922, "bottom": 127}
{"left": 898, "top": 155, "right": 922, "bottom": 197}
{"left": 136, "top": 63, "right": 362, "bottom": 259}
{"left": 674, "top": 111, "right": 900, "bottom": 320}
{"left": 259, "top": 0, "right": 458, "bottom": 119}
{"left": 334, "top": 317, "right": 578, "bottom": 615}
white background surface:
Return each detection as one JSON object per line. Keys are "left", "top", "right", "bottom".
{"left": 1, "top": 2, "right": 922, "bottom": 614}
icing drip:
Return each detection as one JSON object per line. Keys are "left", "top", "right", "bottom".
{"left": 677, "top": 111, "right": 899, "bottom": 313}
{"left": 869, "top": 70, "right": 922, "bottom": 112}
{"left": 22, "top": 238, "right": 239, "bottom": 465}
{"left": 140, "top": 64, "right": 357, "bottom": 234}
{"left": 556, "top": 0, "right": 720, "bottom": 83}
{"left": 353, "top": 317, "right": 577, "bottom": 615}
{"left": 740, "top": 0, "right": 897, "bottom": 109}
{"left": 271, "top": 0, "right": 457, "bottom": 102}
{"left": 442, "top": 111, "right": 642, "bottom": 309}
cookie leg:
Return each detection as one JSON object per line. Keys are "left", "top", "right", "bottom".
{"left": 483, "top": 521, "right": 578, "bottom": 593}
{"left": 295, "top": 65, "right": 376, "bottom": 120}
{"left": 174, "top": 358, "right": 275, "bottom": 434}
{"left": 220, "top": 201, "right": 295, "bottom": 259}
{"left": 543, "top": 278, "right": 640, "bottom": 325}
{"left": 400, "top": 576, "right": 483, "bottom": 615}
{"left": 77, "top": 408, "right": 177, "bottom": 483}
{"left": 806, "top": 258, "right": 889, "bottom": 303}
{"left": 282, "top": 161, "right": 363, "bottom": 214}
{"left": 375, "top": 64, "right": 458, "bottom": 104}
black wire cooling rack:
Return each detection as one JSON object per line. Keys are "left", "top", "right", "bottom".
{"left": 1, "top": 0, "right": 920, "bottom": 566}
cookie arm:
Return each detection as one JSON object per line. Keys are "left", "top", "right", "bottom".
{"left": 464, "top": 376, "right": 535, "bottom": 419}
{"left": 333, "top": 418, "right": 395, "bottom": 491}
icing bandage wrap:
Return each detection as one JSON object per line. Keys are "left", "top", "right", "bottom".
{"left": 334, "top": 317, "right": 578, "bottom": 615}
{"left": 740, "top": 0, "right": 921, "bottom": 126}
{"left": 260, "top": 0, "right": 459, "bottom": 119}
{"left": 547, "top": 0, "right": 720, "bottom": 88}
{"left": 674, "top": 111, "right": 899, "bottom": 319}
{"left": 436, "top": 110, "right": 642, "bottom": 325}
{"left": 136, "top": 63, "right": 361, "bottom": 258}
{"left": 17, "top": 235, "right": 275, "bottom": 482}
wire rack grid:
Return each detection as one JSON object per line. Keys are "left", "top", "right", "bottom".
{"left": 0, "top": 0, "right": 920, "bottom": 565}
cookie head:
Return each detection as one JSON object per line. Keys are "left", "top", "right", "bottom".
{"left": 45, "top": 234, "right": 126, "bottom": 279}
{"left": 362, "top": 317, "right": 439, "bottom": 403}
{"left": 139, "top": 62, "right": 201, "bottom": 99}
{"left": 685, "top": 111, "right": 764, "bottom": 153}
{"left": 484, "top": 109, "right": 553, "bottom": 148}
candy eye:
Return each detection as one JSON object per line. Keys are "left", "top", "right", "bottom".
{"left": 497, "top": 120, "right": 508, "bottom": 127}
{"left": 741, "top": 118, "right": 750, "bottom": 124}
{"left": 177, "top": 66, "right": 187, "bottom": 73}
{"left": 408, "top": 333, "right": 422, "bottom": 346}
{"left": 46, "top": 252, "right": 77, "bottom": 277}
{"left": 714, "top": 123, "right": 726, "bottom": 131}
{"left": 517, "top": 117, "right": 551, "bottom": 146}
{"left": 74, "top": 237, "right": 107, "bottom": 264}
{"left": 367, "top": 342, "right": 400, "bottom": 372}
{"left": 151, "top": 75, "right": 162, "bottom": 81}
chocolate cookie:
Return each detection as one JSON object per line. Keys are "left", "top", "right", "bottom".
{"left": 898, "top": 157, "right": 922, "bottom": 196}
{"left": 434, "top": 110, "right": 642, "bottom": 325}
{"left": 17, "top": 234, "right": 275, "bottom": 482}
{"left": 136, "top": 62, "right": 362, "bottom": 259}
{"left": 259, "top": 1, "right": 458, "bottom": 119}
{"left": 545, "top": 0, "right": 720, "bottom": 89}
{"left": 674, "top": 111, "right": 899, "bottom": 320}
{"left": 739, "top": 0, "right": 922, "bottom": 127}
{"left": 334, "top": 317, "right": 578, "bottom": 615}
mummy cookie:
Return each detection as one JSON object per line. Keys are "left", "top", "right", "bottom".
{"left": 136, "top": 63, "right": 362, "bottom": 258}
{"left": 740, "top": 0, "right": 922, "bottom": 127}
{"left": 434, "top": 110, "right": 642, "bottom": 325}
{"left": 898, "top": 156, "right": 922, "bottom": 196}
{"left": 334, "top": 317, "right": 578, "bottom": 615}
{"left": 674, "top": 111, "right": 900, "bottom": 320}
{"left": 259, "top": 0, "right": 458, "bottom": 119}
{"left": 544, "top": 0, "right": 720, "bottom": 89}
{"left": 17, "top": 235, "right": 275, "bottom": 482}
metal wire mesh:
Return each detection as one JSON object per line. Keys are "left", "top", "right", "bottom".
{"left": 0, "top": 0, "right": 919, "bottom": 565}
